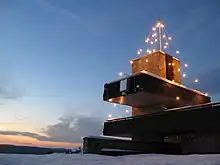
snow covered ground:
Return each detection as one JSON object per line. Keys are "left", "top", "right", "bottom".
{"left": 0, "top": 154, "right": 220, "bottom": 165}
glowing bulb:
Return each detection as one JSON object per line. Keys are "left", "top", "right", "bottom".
{"left": 145, "top": 38, "right": 149, "bottom": 43}
{"left": 130, "top": 60, "right": 133, "bottom": 64}
{"left": 184, "top": 64, "right": 188, "bottom": 67}
{"left": 168, "top": 37, "right": 172, "bottom": 40}
{"left": 108, "top": 114, "right": 112, "bottom": 118}
{"left": 153, "top": 49, "right": 156, "bottom": 52}
{"left": 113, "top": 103, "right": 117, "bottom": 107}
{"left": 151, "top": 41, "right": 154, "bottom": 44}
{"left": 146, "top": 49, "right": 149, "bottom": 53}
{"left": 172, "top": 80, "right": 175, "bottom": 82}
{"left": 152, "top": 27, "right": 156, "bottom": 31}
{"left": 118, "top": 72, "right": 123, "bottom": 76}
{"left": 137, "top": 51, "right": 141, "bottom": 55}
{"left": 155, "top": 39, "right": 158, "bottom": 42}
{"left": 139, "top": 49, "right": 143, "bottom": 52}
{"left": 205, "top": 93, "right": 208, "bottom": 96}
{"left": 194, "top": 79, "right": 199, "bottom": 83}
{"left": 148, "top": 50, "right": 152, "bottom": 54}
{"left": 160, "top": 24, "right": 164, "bottom": 28}
{"left": 165, "top": 42, "right": 168, "bottom": 45}
{"left": 168, "top": 63, "right": 171, "bottom": 66}
{"left": 126, "top": 109, "right": 129, "bottom": 113}
{"left": 183, "top": 73, "right": 186, "bottom": 77}
{"left": 176, "top": 50, "right": 180, "bottom": 54}
{"left": 176, "top": 96, "right": 180, "bottom": 100}
{"left": 109, "top": 99, "right": 112, "bottom": 102}
{"left": 178, "top": 68, "right": 181, "bottom": 72}
{"left": 162, "top": 35, "right": 166, "bottom": 38}
{"left": 172, "top": 63, "right": 175, "bottom": 66}
{"left": 156, "top": 22, "right": 161, "bottom": 27}
{"left": 164, "top": 45, "right": 167, "bottom": 49}
{"left": 146, "top": 59, "right": 148, "bottom": 62}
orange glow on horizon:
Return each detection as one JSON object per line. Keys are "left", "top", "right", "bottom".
{"left": 0, "top": 134, "right": 80, "bottom": 148}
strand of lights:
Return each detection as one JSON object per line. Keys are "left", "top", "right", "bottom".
{"left": 135, "top": 20, "right": 180, "bottom": 58}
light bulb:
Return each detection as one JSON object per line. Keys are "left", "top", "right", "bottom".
{"left": 156, "top": 22, "right": 161, "bottom": 27}
{"left": 118, "top": 72, "right": 123, "bottom": 76}
{"left": 130, "top": 60, "right": 133, "bottom": 64}
{"left": 109, "top": 99, "right": 112, "bottom": 102}
{"left": 153, "top": 49, "right": 156, "bottom": 52}
{"left": 160, "top": 24, "right": 164, "bottom": 28}
{"left": 108, "top": 114, "right": 112, "bottom": 118}
{"left": 168, "top": 63, "right": 171, "bottom": 66}
{"left": 162, "top": 35, "right": 166, "bottom": 38}
{"left": 178, "top": 68, "right": 181, "bottom": 72}
{"left": 183, "top": 73, "right": 186, "bottom": 77}
{"left": 147, "top": 49, "right": 149, "bottom": 53}
{"left": 164, "top": 45, "right": 167, "bottom": 49}
{"left": 205, "top": 93, "right": 208, "bottom": 96}
{"left": 152, "top": 27, "right": 156, "bottom": 31}
{"left": 194, "top": 79, "right": 199, "bottom": 83}
{"left": 139, "top": 49, "right": 143, "bottom": 52}
{"left": 155, "top": 39, "right": 158, "bottom": 42}
{"left": 184, "top": 64, "right": 188, "bottom": 67}
{"left": 168, "top": 37, "right": 172, "bottom": 40}
{"left": 172, "top": 63, "right": 175, "bottom": 66}
{"left": 165, "top": 42, "right": 168, "bottom": 45}
{"left": 151, "top": 41, "right": 154, "bottom": 44}
{"left": 137, "top": 51, "right": 141, "bottom": 55}
{"left": 146, "top": 59, "right": 148, "bottom": 62}
{"left": 149, "top": 50, "right": 152, "bottom": 54}
{"left": 176, "top": 96, "right": 180, "bottom": 100}
{"left": 176, "top": 50, "right": 180, "bottom": 54}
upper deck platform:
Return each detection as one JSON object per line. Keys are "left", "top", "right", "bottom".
{"left": 103, "top": 71, "right": 210, "bottom": 108}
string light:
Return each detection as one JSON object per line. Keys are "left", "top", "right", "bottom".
{"left": 118, "top": 72, "right": 123, "bottom": 76}
{"left": 168, "top": 37, "right": 172, "bottom": 40}
{"left": 184, "top": 64, "right": 188, "bottom": 67}
{"left": 162, "top": 34, "right": 166, "bottom": 38}
{"left": 164, "top": 45, "right": 167, "bottom": 49}
{"left": 130, "top": 60, "right": 133, "bottom": 64}
{"left": 176, "top": 50, "right": 180, "bottom": 54}
{"left": 150, "top": 41, "right": 154, "bottom": 44}
{"left": 165, "top": 42, "right": 168, "bottom": 45}
{"left": 108, "top": 114, "right": 112, "bottom": 118}
{"left": 183, "top": 73, "right": 186, "bottom": 77}
{"left": 194, "top": 79, "right": 199, "bottom": 83}
{"left": 152, "top": 27, "right": 156, "bottom": 31}
{"left": 176, "top": 96, "right": 180, "bottom": 100}
{"left": 155, "top": 39, "right": 158, "bottom": 42}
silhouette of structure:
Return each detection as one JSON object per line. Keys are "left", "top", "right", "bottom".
{"left": 83, "top": 19, "right": 220, "bottom": 155}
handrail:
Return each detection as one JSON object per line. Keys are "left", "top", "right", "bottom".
{"left": 106, "top": 101, "right": 220, "bottom": 122}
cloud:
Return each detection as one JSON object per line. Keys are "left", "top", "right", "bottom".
{"left": 0, "top": 131, "right": 49, "bottom": 141}
{"left": 38, "top": 0, "right": 77, "bottom": 19}
{"left": 43, "top": 115, "right": 103, "bottom": 143}
{"left": 0, "top": 115, "right": 103, "bottom": 144}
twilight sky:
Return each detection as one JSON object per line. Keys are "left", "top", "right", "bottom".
{"left": 0, "top": 0, "right": 220, "bottom": 148}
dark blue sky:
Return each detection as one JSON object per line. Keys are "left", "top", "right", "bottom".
{"left": 0, "top": 0, "right": 220, "bottom": 145}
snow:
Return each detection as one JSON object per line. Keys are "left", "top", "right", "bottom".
{"left": 0, "top": 154, "right": 220, "bottom": 165}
